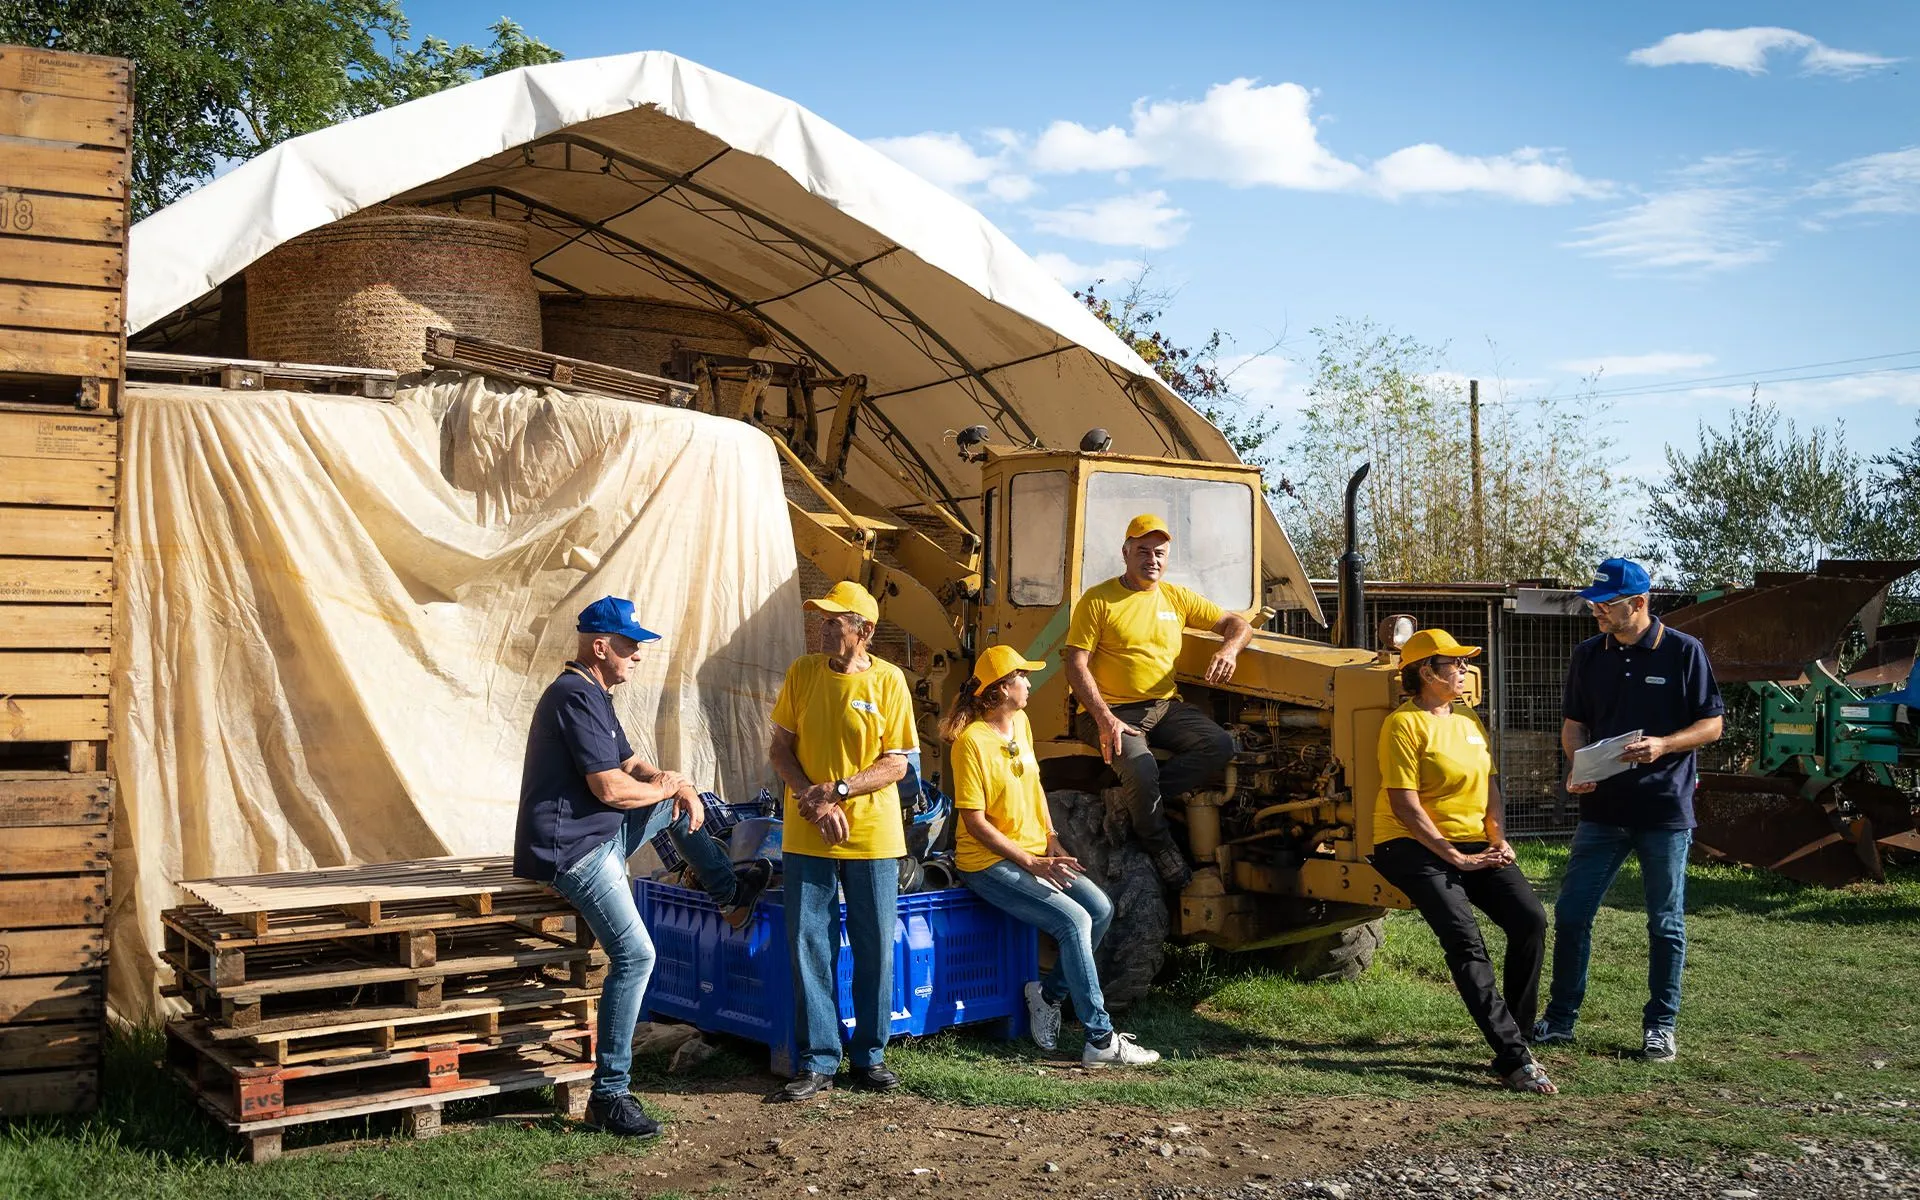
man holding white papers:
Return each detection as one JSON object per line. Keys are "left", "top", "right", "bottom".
{"left": 1533, "top": 558, "right": 1723, "bottom": 1063}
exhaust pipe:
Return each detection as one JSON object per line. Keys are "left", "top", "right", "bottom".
{"left": 1334, "top": 463, "right": 1370, "bottom": 649}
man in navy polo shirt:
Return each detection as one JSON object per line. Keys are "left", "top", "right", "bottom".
{"left": 514, "top": 596, "right": 771, "bottom": 1137}
{"left": 1532, "top": 559, "right": 1723, "bottom": 1063}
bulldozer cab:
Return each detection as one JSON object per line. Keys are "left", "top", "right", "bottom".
{"left": 972, "top": 447, "right": 1267, "bottom": 748}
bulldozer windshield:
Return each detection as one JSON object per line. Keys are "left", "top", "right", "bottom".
{"left": 1080, "top": 470, "right": 1257, "bottom": 609}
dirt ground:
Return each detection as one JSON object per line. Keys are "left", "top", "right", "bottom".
{"left": 538, "top": 1073, "right": 1525, "bottom": 1199}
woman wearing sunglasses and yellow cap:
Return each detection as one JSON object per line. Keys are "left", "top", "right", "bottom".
{"left": 942, "top": 645, "right": 1161, "bottom": 1068}
{"left": 1368, "top": 629, "right": 1556, "bottom": 1096}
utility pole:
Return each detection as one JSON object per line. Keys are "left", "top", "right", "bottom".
{"left": 1469, "top": 378, "right": 1485, "bottom": 578}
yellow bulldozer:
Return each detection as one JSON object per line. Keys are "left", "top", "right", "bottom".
{"left": 769, "top": 410, "right": 1433, "bottom": 1005}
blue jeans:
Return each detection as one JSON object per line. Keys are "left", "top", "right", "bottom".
{"left": 550, "top": 801, "right": 740, "bottom": 1100}
{"left": 1544, "top": 822, "right": 1692, "bottom": 1034}
{"left": 961, "top": 859, "right": 1114, "bottom": 1043}
{"left": 783, "top": 852, "right": 898, "bottom": 1076}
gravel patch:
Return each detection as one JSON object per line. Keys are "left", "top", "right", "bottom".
{"left": 1147, "top": 1139, "right": 1920, "bottom": 1200}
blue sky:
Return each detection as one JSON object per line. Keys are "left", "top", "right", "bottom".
{"left": 411, "top": 2, "right": 1918, "bottom": 514}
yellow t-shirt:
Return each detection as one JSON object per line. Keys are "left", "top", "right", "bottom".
{"left": 770, "top": 654, "right": 917, "bottom": 860}
{"left": 952, "top": 712, "right": 1050, "bottom": 874}
{"left": 1373, "top": 699, "right": 1497, "bottom": 845}
{"left": 1064, "top": 578, "right": 1224, "bottom": 705}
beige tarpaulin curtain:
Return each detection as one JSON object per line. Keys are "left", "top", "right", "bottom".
{"left": 109, "top": 375, "right": 803, "bottom": 1016}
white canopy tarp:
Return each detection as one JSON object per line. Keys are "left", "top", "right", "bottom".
{"left": 129, "top": 50, "right": 1322, "bottom": 620}
{"left": 112, "top": 376, "right": 802, "bottom": 1014}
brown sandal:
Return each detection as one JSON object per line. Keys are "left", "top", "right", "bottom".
{"left": 1503, "top": 1062, "right": 1559, "bottom": 1095}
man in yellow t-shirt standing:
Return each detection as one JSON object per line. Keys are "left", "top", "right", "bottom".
{"left": 1063, "top": 513, "right": 1254, "bottom": 887}
{"left": 767, "top": 580, "right": 918, "bottom": 1102}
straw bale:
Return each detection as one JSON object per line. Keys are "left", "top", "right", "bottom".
{"left": 246, "top": 211, "right": 539, "bottom": 373}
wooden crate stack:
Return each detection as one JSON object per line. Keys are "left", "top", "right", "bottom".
{"left": 160, "top": 856, "right": 603, "bottom": 1161}
{"left": 0, "top": 45, "right": 131, "bottom": 1119}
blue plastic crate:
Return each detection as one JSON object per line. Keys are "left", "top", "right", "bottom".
{"left": 650, "top": 790, "right": 771, "bottom": 872}
{"left": 634, "top": 878, "right": 1037, "bottom": 1075}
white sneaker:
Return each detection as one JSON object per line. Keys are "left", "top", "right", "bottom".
{"left": 1023, "top": 981, "right": 1062, "bottom": 1051}
{"left": 1641, "top": 1027, "right": 1677, "bottom": 1062}
{"left": 1081, "top": 1031, "right": 1160, "bottom": 1067}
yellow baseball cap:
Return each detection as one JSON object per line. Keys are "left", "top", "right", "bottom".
{"left": 1399, "top": 628, "right": 1482, "bottom": 668}
{"left": 1125, "top": 513, "right": 1171, "bottom": 541}
{"left": 972, "top": 644, "right": 1046, "bottom": 693}
{"left": 804, "top": 579, "right": 880, "bottom": 624}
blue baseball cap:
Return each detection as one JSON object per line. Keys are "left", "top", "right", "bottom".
{"left": 576, "top": 596, "right": 660, "bottom": 644}
{"left": 1578, "top": 558, "right": 1652, "bottom": 603}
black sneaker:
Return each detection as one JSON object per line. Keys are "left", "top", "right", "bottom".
{"left": 723, "top": 859, "right": 774, "bottom": 932}
{"left": 585, "top": 1093, "right": 660, "bottom": 1138}
{"left": 849, "top": 1065, "right": 900, "bottom": 1092}
{"left": 1150, "top": 845, "right": 1192, "bottom": 888}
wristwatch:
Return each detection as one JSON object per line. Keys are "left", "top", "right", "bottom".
{"left": 832, "top": 779, "right": 851, "bottom": 800}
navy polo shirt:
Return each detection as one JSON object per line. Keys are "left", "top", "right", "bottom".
{"left": 513, "top": 666, "right": 634, "bottom": 881}
{"left": 1562, "top": 618, "right": 1724, "bottom": 830}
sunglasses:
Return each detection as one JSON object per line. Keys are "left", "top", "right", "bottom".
{"left": 1003, "top": 738, "right": 1026, "bottom": 777}
{"left": 1425, "top": 656, "right": 1470, "bottom": 673}
{"left": 1586, "top": 597, "right": 1635, "bottom": 616}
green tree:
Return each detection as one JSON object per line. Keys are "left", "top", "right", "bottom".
{"left": 1075, "top": 272, "right": 1284, "bottom": 473}
{"left": 1282, "top": 317, "right": 1616, "bottom": 581}
{"left": 0, "top": 2, "right": 560, "bottom": 218}
{"left": 1642, "top": 397, "right": 1864, "bottom": 590}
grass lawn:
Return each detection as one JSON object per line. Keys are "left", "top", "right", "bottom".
{"left": 4, "top": 844, "right": 1915, "bottom": 1197}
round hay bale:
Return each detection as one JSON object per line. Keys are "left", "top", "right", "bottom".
{"left": 246, "top": 211, "right": 539, "bottom": 373}
{"left": 541, "top": 297, "right": 768, "bottom": 379}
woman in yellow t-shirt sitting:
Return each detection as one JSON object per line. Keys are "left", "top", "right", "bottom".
{"left": 946, "top": 645, "right": 1161, "bottom": 1068}
{"left": 1369, "top": 629, "right": 1556, "bottom": 1096}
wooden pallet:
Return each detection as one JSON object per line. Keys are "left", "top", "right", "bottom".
{"left": 176, "top": 855, "right": 550, "bottom": 937}
{"left": 166, "top": 1008, "right": 594, "bottom": 1124}
{"left": 161, "top": 926, "right": 606, "bottom": 1029}
{"left": 125, "top": 350, "right": 399, "bottom": 399}
{"left": 189, "top": 974, "right": 600, "bottom": 1046}
{"left": 176, "top": 1036, "right": 594, "bottom": 1162}
{"left": 422, "top": 327, "right": 695, "bottom": 406}
{"left": 213, "top": 990, "right": 600, "bottom": 1065}
{"left": 0, "top": 46, "right": 131, "bottom": 413}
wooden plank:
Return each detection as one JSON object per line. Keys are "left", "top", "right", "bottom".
{"left": 0, "top": 506, "right": 113, "bottom": 557}
{"left": 0, "top": 282, "right": 119, "bottom": 334}
{"left": 0, "top": 925, "right": 108, "bottom": 975}
{"left": 0, "top": 456, "right": 115, "bottom": 506}
{"left": 0, "top": 190, "right": 126, "bottom": 246}
{"left": 0, "top": 972, "right": 104, "bottom": 1023}
{"left": 0, "top": 822, "right": 109, "bottom": 874}
{"left": 0, "top": 409, "right": 118, "bottom": 460}
{"left": 0, "top": 327, "right": 119, "bottom": 378}
{"left": 0, "top": 89, "right": 129, "bottom": 149}
{"left": 0, "top": 772, "right": 112, "bottom": 828}
{"left": 0, "top": 559, "right": 112, "bottom": 603}
{"left": 0, "top": 49, "right": 130, "bottom": 105}
{"left": 0, "top": 650, "right": 109, "bottom": 696}
{"left": 0, "top": 1067, "right": 98, "bottom": 1116}
{"left": 0, "top": 696, "right": 108, "bottom": 741}
{"left": 0, "top": 238, "right": 124, "bottom": 289}
{"left": 0, "top": 1021, "right": 99, "bottom": 1071}
{"left": 0, "top": 143, "right": 124, "bottom": 200}
{"left": 0, "top": 875, "right": 107, "bottom": 929}
{"left": 0, "top": 605, "right": 112, "bottom": 648}
{"left": 178, "top": 856, "right": 541, "bottom": 917}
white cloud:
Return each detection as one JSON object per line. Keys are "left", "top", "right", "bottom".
{"left": 1555, "top": 352, "right": 1717, "bottom": 377}
{"left": 1028, "top": 191, "right": 1190, "bottom": 249}
{"left": 1371, "top": 144, "right": 1604, "bottom": 204}
{"left": 867, "top": 131, "right": 1034, "bottom": 203}
{"left": 1628, "top": 27, "right": 1900, "bottom": 78}
{"left": 1565, "top": 155, "right": 1780, "bottom": 273}
{"left": 1217, "top": 352, "right": 1305, "bottom": 416}
{"left": 1031, "top": 252, "right": 1147, "bottom": 289}
{"left": 1028, "top": 78, "right": 1604, "bottom": 204}
{"left": 1808, "top": 146, "right": 1920, "bottom": 216}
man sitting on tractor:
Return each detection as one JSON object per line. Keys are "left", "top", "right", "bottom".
{"left": 1062, "top": 513, "right": 1254, "bottom": 887}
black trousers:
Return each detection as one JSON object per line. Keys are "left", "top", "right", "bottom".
{"left": 1371, "top": 837, "right": 1547, "bottom": 1075}
{"left": 1074, "top": 699, "right": 1234, "bottom": 855}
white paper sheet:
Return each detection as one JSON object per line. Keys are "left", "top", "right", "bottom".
{"left": 1568, "top": 729, "right": 1644, "bottom": 786}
